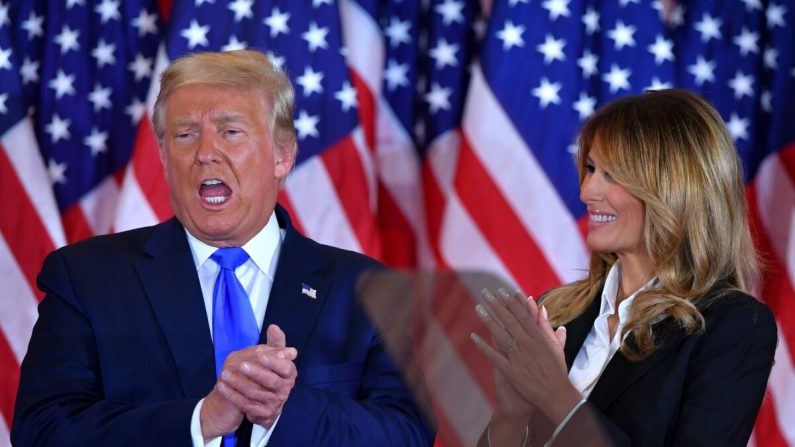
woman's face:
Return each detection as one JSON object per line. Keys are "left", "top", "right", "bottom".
{"left": 579, "top": 140, "right": 646, "bottom": 260}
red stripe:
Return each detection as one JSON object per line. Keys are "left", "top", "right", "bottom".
{"left": 774, "top": 142, "right": 795, "bottom": 185}
{"left": 377, "top": 182, "right": 416, "bottom": 268}
{"left": 349, "top": 69, "right": 376, "bottom": 154}
{"left": 276, "top": 191, "right": 307, "bottom": 236}
{"left": 132, "top": 117, "right": 173, "bottom": 222}
{"left": 61, "top": 204, "right": 94, "bottom": 244}
{"left": 0, "top": 333, "right": 20, "bottom": 429}
{"left": 156, "top": 0, "right": 173, "bottom": 23}
{"left": 455, "top": 132, "right": 561, "bottom": 296}
{"left": 753, "top": 391, "right": 788, "bottom": 447}
{"left": 422, "top": 163, "right": 450, "bottom": 268}
{"left": 0, "top": 144, "right": 54, "bottom": 302}
{"left": 320, "top": 136, "right": 381, "bottom": 259}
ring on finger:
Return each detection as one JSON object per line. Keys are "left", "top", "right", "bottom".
{"left": 504, "top": 338, "right": 518, "bottom": 355}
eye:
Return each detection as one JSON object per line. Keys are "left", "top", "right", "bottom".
{"left": 585, "top": 162, "right": 595, "bottom": 174}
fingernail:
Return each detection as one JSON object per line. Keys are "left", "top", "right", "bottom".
{"left": 527, "top": 295, "right": 535, "bottom": 303}
{"left": 497, "top": 288, "right": 510, "bottom": 300}
{"left": 558, "top": 326, "right": 567, "bottom": 333}
{"left": 470, "top": 333, "right": 481, "bottom": 343}
{"left": 481, "top": 289, "right": 496, "bottom": 302}
{"left": 475, "top": 304, "right": 488, "bottom": 318}
{"left": 541, "top": 305, "right": 548, "bottom": 320}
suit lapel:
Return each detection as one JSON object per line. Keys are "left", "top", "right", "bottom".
{"left": 135, "top": 218, "right": 216, "bottom": 398}
{"left": 564, "top": 296, "right": 601, "bottom": 368}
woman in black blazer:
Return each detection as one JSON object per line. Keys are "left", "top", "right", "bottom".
{"left": 471, "top": 89, "right": 777, "bottom": 446}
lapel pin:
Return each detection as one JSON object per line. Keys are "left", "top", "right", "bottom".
{"left": 301, "top": 283, "right": 317, "bottom": 299}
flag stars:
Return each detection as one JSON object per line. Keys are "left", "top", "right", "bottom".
{"left": 578, "top": 50, "right": 598, "bottom": 78}
{"left": 54, "top": 25, "right": 80, "bottom": 54}
{"left": 92, "top": 39, "right": 116, "bottom": 67}
{"left": 0, "top": 46, "right": 11, "bottom": 70}
{"left": 763, "top": 47, "right": 778, "bottom": 69}
{"left": 95, "top": 0, "right": 121, "bottom": 23}
{"left": 384, "top": 59, "right": 409, "bottom": 90}
{"left": 646, "top": 77, "right": 673, "bottom": 91}
{"left": 222, "top": 35, "right": 247, "bottom": 52}
{"left": 181, "top": 20, "right": 210, "bottom": 49}
{"left": 733, "top": 28, "right": 759, "bottom": 56}
{"left": 607, "top": 20, "right": 636, "bottom": 50}
{"left": 296, "top": 66, "right": 324, "bottom": 97}
{"left": 45, "top": 114, "right": 72, "bottom": 143}
{"left": 425, "top": 83, "right": 452, "bottom": 114}
{"left": 429, "top": 38, "right": 459, "bottom": 69}
{"left": 766, "top": 3, "right": 787, "bottom": 29}
{"left": 532, "top": 77, "right": 562, "bottom": 108}
{"left": 760, "top": 90, "right": 772, "bottom": 112}
{"left": 572, "top": 92, "right": 596, "bottom": 120}
{"left": 125, "top": 97, "right": 145, "bottom": 125}
{"left": 302, "top": 22, "right": 329, "bottom": 52}
{"left": 647, "top": 35, "right": 674, "bottom": 65}
{"left": 264, "top": 8, "right": 290, "bottom": 38}
{"left": 582, "top": 8, "right": 600, "bottom": 34}
{"left": 726, "top": 113, "right": 749, "bottom": 141}
{"left": 542, "top": 0, "right": 571, "bottom": 20}
{"left": 312, "top": 0, "right": 333, "bottom": 7}
{"left": 435, "top": 0, "right": 465, "bottom": 26}
{"left": 21, "top": 10, "right": 44, "bottom": 40}
{"left": 694, "top": 13, "right": 722, "bottom": 43}
{"left": 0, "top": 93, "right": 7, "bottom": 114}
{"left": 128, "top": 53, "right": 153, "bottom": 81}
{"left": 497, "top": 21, "right": 525, "bottom": 50}
{"left": 67, "top": 0, "right": 85, "bottom": 8}
{"left": 602, "top": 64, "right": 632, "bottom": 93}
{"left": 0, "top": 1, "right": 8, "bottom": 28}
{"left": 267, "top": 51, "right": 285, "bottom": 69}
{"left": 228, "top": 0, "right": 254, "bottom": 22}
{"left": 741, "top": 0, "right": 762, "bottom": 12}
{"left": 727, "top": 71, "right": 754, "bottom": 100}
{"left": 47, "top": 158, "right": 68, "bottom": 185}
{"left": 384, "top": 17, "right": 411, "bottom": 48}
{"left": 195, "top": 0, "right": 215, "bottom": 6}
{"left": 537, "top": 34, "right": 566, "bottom": 64}
{"left": 85, "top": 127, "right": 109, "bottom": 156}
{"left": 49, "top": 70, "right": 76, "bottom": 99}
{"left": 88, "top": 84, "right": 112, "bottom": 112}
{"left": 335, "top": 81, "right": 358, "bottom": 112}
{"left": 20, "top": 57, "right": 39, "bottom": 84}
{"left": 132, "top": 9, "right": 158, "bottom": 37}
{"left": 294, "top": 110, "right": 319, "bottom": 139}
{"left": 688, "top": 56, "right": 716, "bottom": 86}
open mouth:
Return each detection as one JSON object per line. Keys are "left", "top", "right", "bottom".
{"left": 589, "top": 213, "right": 616, "bottom": 223}
{"left": 199, "top": 178, "right": 232, "bottom": 204}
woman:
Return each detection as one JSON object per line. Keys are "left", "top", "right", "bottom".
{"left": 471, "top": 89, "right": 777, "bottom": 446}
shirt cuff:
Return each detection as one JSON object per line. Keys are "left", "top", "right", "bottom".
{"left": 251, "top": 413, "right": 282, "bottom": 447}
{"left": 191, "top": 398, "right": 222, "bottom": 447}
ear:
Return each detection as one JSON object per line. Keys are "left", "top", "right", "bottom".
{"left": 274, "top": 141, "right": 296, "bottom": 180}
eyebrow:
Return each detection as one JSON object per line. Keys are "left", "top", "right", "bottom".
{"left": 169, "top": 113, "right": 248, "bottom": 129}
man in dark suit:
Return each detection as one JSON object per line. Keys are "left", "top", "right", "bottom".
{"left": 12, "top": 49, "right": 433, "bottom": 446}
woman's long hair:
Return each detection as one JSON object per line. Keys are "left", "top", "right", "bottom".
{"left": 541, "top": 89, "right": 759, "bottom": 361}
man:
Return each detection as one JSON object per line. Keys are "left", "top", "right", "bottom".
{"left": 12, "top": 50, "right": 433, "bottom": 446}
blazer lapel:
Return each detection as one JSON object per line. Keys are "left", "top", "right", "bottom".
{"left": 135, "top": 218, "right": 216, "bottom": 399}
{"left": 564, "top": 297, "right": 601, "bottom": 368}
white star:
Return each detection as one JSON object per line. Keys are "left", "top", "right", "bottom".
{"left": 578, "top": 50, "right": 598, "bottom": 78}
{"left": 766, "top": 3, "right": 787, "bottom": 29}
{"left": 0, "top": 1, "right": 8, "bottom": 28}
{"left": 619, "top": 0, "right": 639, "bottom": 5}
{"left": 20, "top": 57, "right": 39, "bottom": 84}
{"left": 335, "top": 81, "right": 357, "bottom": 112}
{"left": 497, "top": 20, "right": 525, "bottom": 50}
{"left": 646, "top": 77, "right": 673, "bottom": 91}
{"left": 125, "top": 97, "right": 145, "bottom": 124}
{"left": 727, "top": 71, "right": 754, "bottom": 100}
{"left": 429, "top": 38, "right": 459, "bottom": 69}
{"left": 602, "top": 64, "right": 632, "bottom": 93}
{"left": 0, "top": 93, "right": 7, "bottom": 114}
{"left": 572, "top": 91, "right": 596, "bottom": 120}
{"left": 195, "top": 0, "right": 215, "bottom": 5}
{"left": 509, "top": 0, "right": 529, "bottom": 5}
{"left": 21, "top": 10, "right": 44, "bottom": 40}
{"left": 45, "top": 114, "right": 71, "bottom": 143}
{"left": 733, "top": 27, "right": 759, "bottom": 56}
{"left": 47, "top": 158, "right": 68, "bottom": 185}
{"left": 542, "top": 0, "right": 571, "bottom": 20}
{"left": 694, "top": 13, "right": 722, "bottom": 43}
{"left": 84, "top": 127, "right": 109, "bottom": 156}
{"left": 582, "top": 8, "right": 600, "bottom": 34}
{"left": 425, "top": 83, "right": 452, "bottom": 114}
{"left": 222, "top": 35, "right": 247, "bottom": 52}
{"left": 607, "top": 20, "right": 636, "bottom": 50}
{"left": 92, "top": 39, "right": 116, "bottom": 67}
{"left": 88, "top": 83, "right": 112, "bottom": 112}
{"left": 763, "top": 47, "right": 778, "bottom": 69}
{"left": 312, "top": 0, "right": 332, "bottom": 7}
{"left": 294, "top": 110, "right": 319, "bottom": 139}
{"left": 688, "top": 56, "right": 716, "bottom": 86}
{"left": 435, "top": 0, "right": 465, "bottom": 26}
{"left": 267, "top": 51, "right": 285, "bottom": 69}
{"left": 741, "top": 0, "right": 762, "bottom": 11}
{"left": 181, "top": 20, "right": 210, "bottom": 49}
{"left": 647, "top": 35, "right": 674, "bottom": 65}
{"left": 66, "top": 0, "right": 85, "bottom": 8}
{"left": 48, "top": 70, "right": 76, "bottom": 99}
{"left": 264, "top": 8, "right": 290, "bottom": 38}
{"left": 0, "top": 46, "right": 10, "bottom": 70}
{"left": 532, "top": 77, "right": 562, "bottom": 108}
{"left": 95, "top": 0, "right": 120, "bottom": 23}
{"left": 384, "top": 59, "right": 409, "bottom": 90}
{"left": 54, "top": 25, "right": 80, "bottom": 54}
{"left": 302, "top": 22, "right": 329, "bottom": 52}
{"left": 296, "top": 66, "right": 324, "bottom": 97}
{"left": 128, "top": 53, "right": 153, "bottom": 81}
{"left": 668, "top": 4, "right": 686, "bottom": 27}
{"left": 726, "top": 113, "right": 749, "bottom": 141}
{"left": 131, "top": 9, "right": 158, "bottom": 37}
{"left": 761, "top": 90, "right": 772, "bottom": 112}
{"left": 228, "top": 0, "right": 253, "bottom": 22}
{"left": 384, "top": 17, "right": 411, "bottom": 48}
{"left": 536, "top": 34, "right": 566, "bottom": 64}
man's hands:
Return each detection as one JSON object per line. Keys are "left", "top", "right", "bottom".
{"left": 201, "top": 324, "right": 298, "bottom": 441}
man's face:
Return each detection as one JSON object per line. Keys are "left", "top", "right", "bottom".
{"left": 160, "top": 83, "right": 293, "bottom": 247}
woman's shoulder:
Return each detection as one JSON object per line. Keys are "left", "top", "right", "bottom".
{"left": 699, "top": 288, "right": 777, "bottom": 341}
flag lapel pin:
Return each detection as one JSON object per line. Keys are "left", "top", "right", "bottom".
{"left": 301, "top": 283, "right": 317, "bottom": 299}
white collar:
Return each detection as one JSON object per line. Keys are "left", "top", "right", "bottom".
{"left": 599, "top": 262, "right": 657, "bottom": 320}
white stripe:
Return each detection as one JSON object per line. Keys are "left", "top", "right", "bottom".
{"left": 0, "top": 234, "right": 39, "bottom": 362}
{"left": 146, "top": 45, "right": 169, "bottom": 119}
{"left": 113, "top": 164, "right": 160, "bottom": 232}
{"left": 0, "top": 415, "right": 10, "bottom": 447}
{"left": 755, "top": 153, "right": 795, "bottom": 288}
{"left": 769, "top": 322, "right": 795, "bottom": 444}
{"left": 350, "top": 126, "right": 377, "bottom": 211}
{"left": 2, "top": 118, "right": 66, "bottom": 248}
{"left": 284, "top": 158, "right": 362, "bottom": 253}
{"left": 462, "top": 64, "right": 589, "bottom": 283}
{"left": 339, "top": 0, "right": 383, "bottom": 94}
{"left": 79, "top": 175, "right": 120, "bottom": 235}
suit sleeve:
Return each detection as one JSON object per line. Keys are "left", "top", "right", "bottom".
{"left": 11, "top": 250, "right": 199, "bottom": 447}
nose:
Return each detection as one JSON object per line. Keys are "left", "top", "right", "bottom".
{"left": 195, "top": 131, "right": 219, "bottom": 165}
{"left": 579, "top": 173, "right": 602, "bottom": 204}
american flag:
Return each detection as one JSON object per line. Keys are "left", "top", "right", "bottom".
{"left": 0, "top": 0, "right": 793, "bottom": 446}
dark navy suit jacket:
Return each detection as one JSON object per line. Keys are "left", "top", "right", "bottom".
{"left": 557, "top": 287, "right": 777, "bottom": 446}
{"left": 12, "top": 206, "right": 433, "bottom": 446}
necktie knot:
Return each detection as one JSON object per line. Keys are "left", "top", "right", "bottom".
{"left": 211, "top": 247, "right": 249, "bottom": 271}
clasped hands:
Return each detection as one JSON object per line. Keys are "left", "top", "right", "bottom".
{"left": 201, "top": 324, "right": 297, "bottom": 441}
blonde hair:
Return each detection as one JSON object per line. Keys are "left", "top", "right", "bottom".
{"left": 542, "top": 89, "right": 759, "bottom": 361}
{"left": 152, "top": 49, "right": 296, "bottom": 149}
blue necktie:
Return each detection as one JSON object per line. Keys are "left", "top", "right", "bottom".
{"left": 211, "top": 247, "right": 259, "bottom": 447}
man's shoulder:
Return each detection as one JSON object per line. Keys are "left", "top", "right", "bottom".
{"left": 55, "top": 219, "right": 178, "bottom": 259}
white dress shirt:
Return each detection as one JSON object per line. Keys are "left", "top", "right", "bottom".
{"left": 185, "top": 212, "right": 283, "bottom": 447}
{"left": 568, "top": 262, "right": 655, "bottom": 398}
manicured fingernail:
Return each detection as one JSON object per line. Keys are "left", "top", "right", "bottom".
{"left": 470, "top": 333, "right": 482, "bottom": 343}
{"left": 497, "top": 288, "right": 511, "bottom": 300}
{"left": 526, "top": 295, "right": 535, "bottom": 303}
{"left": 476, "top": 304, "right": 488, "bottom": 318}
{"left": 541, "top": 305, "right": 548, "bottom": 320}
{"left": 558, "top": 326, "right": 567, "bottom": 333}
{"left": 481, "top": 289, "right": 496, "bottom": 302}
